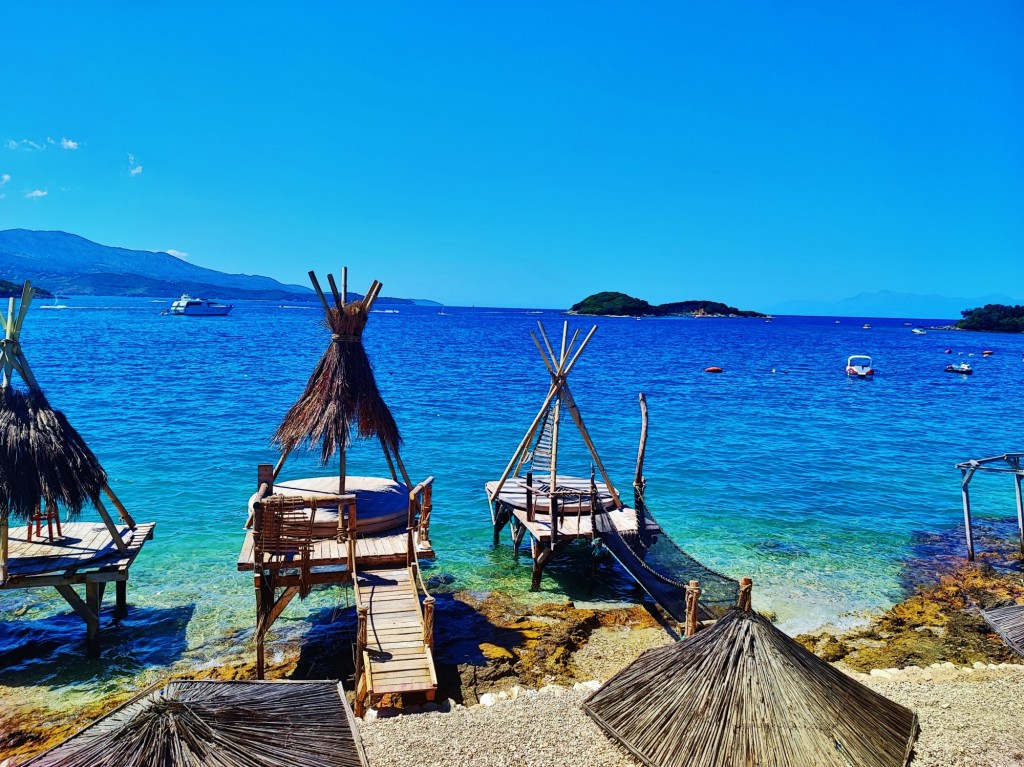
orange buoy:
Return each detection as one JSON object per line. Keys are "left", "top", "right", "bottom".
{"left": 705, "top": 366, "right": 723, "bottom": 373}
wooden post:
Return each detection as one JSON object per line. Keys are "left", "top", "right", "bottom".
{"left": 114, "top": 579, "right": 128, "bottom": 619}
{"left": 257, "top": 464, "right": 274, "bottom": 496}
{"left": 0, "top": 520, "right": 8, "bottom": 584}
{"left": 1015, "top": 470, "right": 1024, "bottom": 559}
{"left": 685, "top": 580, "right": 700, "bottom": 637}
{"left": 341, "top": 267, "right": 348, "bottom": 306}
{"left": 93, "top": 495, "right": 129, "bottom": 554}
{"left": 85, "top": 581, "right": 105, "bottom": 656}
{"left": 339, "top": 446, "right": 347, "bottom": 495}
{"left": 423, "top": 596, "right": 435, "bottom": 649}
{"left": 550, "top": 496, "right": 559, "bottom": 547}
{"left": 634, "top": 393, "right": 648, "bottom": 535}
{"left": 739, "top": 577, "right": 753, "bottom": 613}
{"left": 961, "top": 468, "right": 975, "bottom": 561}
{"left": 56, "top": 585, "right": 100, "bottom": 658}
{"left": 526, "top": 471, "right": 534, "bottom": 522}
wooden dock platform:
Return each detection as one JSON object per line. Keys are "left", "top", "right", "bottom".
{"left": 355, "top": 567, "right": 436, "bottom": 707}
{"left": 1, "top": 521, "right": 156, "bottom": 654}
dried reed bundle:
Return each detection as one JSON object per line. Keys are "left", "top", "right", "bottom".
{"left": 584, "top": 608, "right": 918, "bottom": 767}
{"left": 274, "top": 301, "right": 401, "bottom": 464}
{"left": 0, "top": 388, "right": 106, "bottom": 523}
{"left": 23, "top": 680, "right": 367, "bottom": 767}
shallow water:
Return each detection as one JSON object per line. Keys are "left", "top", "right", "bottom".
{"left": 3, "top": 299, "right": 1023, "bottom": 709}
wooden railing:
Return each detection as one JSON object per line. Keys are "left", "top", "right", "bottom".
{"left": 407, "top": 477, "right": 436, "bottom": 649}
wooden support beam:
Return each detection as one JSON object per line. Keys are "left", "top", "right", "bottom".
{"left": 102, "top": 485, "right": 136, "bottom": 527}
{"left": 739, "top": 577, "right": 753, "bottom": 613}
{"left": 685, "top": 580, "right": 701, "bottom": 637}
{"left": 1015, "top": 470, "right": 1024, "bottom": 559}
{"left": 531, "top": 546, "right": 552, "bottom": 591}
{"left": 490, "top": 382, "right": 561, "bottom": 502}
{"left": 961, "top": 468, "right": 975, "bottom": 561}
{"left": 93, "top": 495, "right": 129, "bottom": 554}
{"left": 326, "top": 273, "right": 343, "bottom": 309}
{"left": 307, "top": 271, "right": 332, "bottom": 318}
{"left": 393, "top": 451, "right": 412, "bottom": 488}
{"left": 114, "top": 579, "right": 128, "bottom": 619}
{"left": 55, "top": 584, "right": 100, "bottom": 657}
{"left": 341, "top": 267, "right": 348, "bottom": 306}
{"left": 0, "top": 520, "right": 8, "bottom": 584}
{"left": 560, "top": 384, "right": 622, "bottom": 508}
{"left": 272, "top": 446, "right": 292, "bottom": 481}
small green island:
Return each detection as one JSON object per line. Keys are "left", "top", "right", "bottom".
{"left": 569, "top": 291, "right": 766, "bottom": 318}
{"left": 956, "top": 304, "right": 1024, "bottom": 333}
{"left": 0, "top": 278, "right": 52, "bottom": 299}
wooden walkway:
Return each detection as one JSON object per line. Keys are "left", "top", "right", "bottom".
{"left": 356, "top": 567, "right": 436, "bottom": 702}
{"left": 982, "top": 604, "right": 1024, "bottom": 658}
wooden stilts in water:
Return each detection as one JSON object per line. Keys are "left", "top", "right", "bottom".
{"left": 738, "top": 577, "right": 753, "bottom": 612}
{"left": 961, "top": 467, "right": 975, "bottom": 561}
{"left": 114, "top": 580, "right": 128, "bottom": 619}
{"left": 532, "top": 545, "right": 552, "bottom": 591}
{"left": 512, "top": 519, "right": 527, "bottom": 560}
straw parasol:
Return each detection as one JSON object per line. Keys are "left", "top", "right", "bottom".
{"left": 21, "top": 680, "right": 368, "bottom": 767}
{"left": 584, "top": 599, "right": 919, "bottom": 767}
{"left": 0, "top": 387, "right": 107, "bottom": 523}
{"left": 273, "top": 270, "right": 405, "bottom": 491}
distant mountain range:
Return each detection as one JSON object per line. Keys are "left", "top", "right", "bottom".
{"left": 767, "top": 290, "right": 1024, "bottom": 319}
{"left": 0, "top": 229, "right": 438, "bottom": 304}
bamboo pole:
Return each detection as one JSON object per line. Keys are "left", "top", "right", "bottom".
{"left": 272, "top": 446, "right": 292, "bottom": 481}
{"left": 634, "top": 393, "right": 649, "bottom": 489}
{"left": 393, "top": 451, "right": 412, "bottom": 487}
{"left": 685, "top": 580, "right": 700, "bottom": 637}
{"left": 94, "top": 495, "right": 129, "bottom": 554}
{"left": 326, "top": 274, "right": 343, "bottom": 309}
{"left": 102, "top": 485, "right": 136, "bottom": 527}
{"left": 489, "top": 381, "right": 562, "bottom": 501}
{"left": 341, "top": 267, "right": 348, "bottom": 306}
{"left": 560, "top": 384, "right": 622, "bottom": 508}
{"left": 1015, "top": 469, "right": 1024, "bottom": 558}
{"left": 307, "top": 271, "right": 332, "bottom": 318}
{"left": 1, "top": 520, "right": 8, "bottom": 583}
{"left": 961, "top": 468, "right": 975, "bottom": 561}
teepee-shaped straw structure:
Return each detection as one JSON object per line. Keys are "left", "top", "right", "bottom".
{"left": 272, "top": 269, "right": 407, "bottom": 491}
{"left": 584, "top": 580, "right": 919, "bottom": 767}
{"left": 0, "top": 281, "right": 154, "bottom": 655}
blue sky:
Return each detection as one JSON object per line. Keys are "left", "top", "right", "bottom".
{"left": 1, "top": 3, "right": 1021, "bottom": 310}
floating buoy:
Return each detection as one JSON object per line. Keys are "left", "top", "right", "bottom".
{"left": 705, "top": 366, "right": 724, "bottom": 373}
{"left": 944, "top": 349, "right": 952, "bottom": 354}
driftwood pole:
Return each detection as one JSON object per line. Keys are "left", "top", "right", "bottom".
{"left": 739, "top": 577, "right": 753, "bottom": 612}
{"left": 961, "top": 467, "right": 975, "bottom": 561}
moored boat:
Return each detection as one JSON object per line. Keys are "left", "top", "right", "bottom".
{"left": 945, "top": 362, "right": 973, "bottom": 375}
{"left": 168, "top": 294, "right": 233, "bottom": 316}
{"left": 846, "top": 355, "right": 874, "bottom": 377}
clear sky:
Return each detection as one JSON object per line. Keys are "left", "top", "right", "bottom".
{"left": 1, "top": 2, "right": 1021, "bottom": 309}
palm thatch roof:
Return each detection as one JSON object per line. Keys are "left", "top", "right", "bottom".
{"left": 0, "top": 382, "right": 107, "bottom": 524}
{"left": 584, "top": 608, "right": 918, "bottom": 767}
{"left": 22, "top": 680, "right": 368, "bottom": 767}
{"left": 274, "top": 276, "right": 401, "bottom": 465}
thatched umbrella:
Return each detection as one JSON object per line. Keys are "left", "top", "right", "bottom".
{"left": 273, "top": 271, "right": 405, "bottom": 491}
{"left": 0, "top": 387, "right": 107, "bottom": 523}
{"left": 584, "top": 602, "right": 919, "bottom": 767}
{"left": 21, "top": 680, "right": 368, "bottom": 767}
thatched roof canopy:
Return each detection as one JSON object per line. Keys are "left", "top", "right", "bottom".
{"left": 0, "top": 387, "right": 106, "bottom": 523}
{"left": 584, "top": 608, "right": 918, "bottom": 767}
{"left": 274, "top": 295, "right": 401, "bottom": 464}
{"left": 22, "top": 680, "right": 367, "bottom": 767}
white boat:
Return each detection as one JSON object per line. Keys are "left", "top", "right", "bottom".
{"left": 168, "top": 294, "right": 233, "bottom": 316}
{"left": 945, "top": 362, "right": 973, "bottom": 375}
{"left": 38, "top": 295, "right": 69, "bottom": 310}
{"left": 912, "top": 328, "right": 926, "bottom": 335}
{"left": 846, "top": 355, "right": 874, "bottom": 377}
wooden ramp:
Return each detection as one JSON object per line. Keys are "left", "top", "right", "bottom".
{"left": 355, "top": 566, "right": 437, "bottom": 712}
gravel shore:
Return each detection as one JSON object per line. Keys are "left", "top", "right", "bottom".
{"left": 360, "top": 656, "right": 1024, "bottom": 767}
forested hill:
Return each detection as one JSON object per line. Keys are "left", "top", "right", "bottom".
{"left": 569, "top": 291, "right": 765, "bottom": 317}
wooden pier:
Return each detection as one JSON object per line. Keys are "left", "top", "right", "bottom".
{"left": 1, "top": 280, "right": 156, "bottom": 656}
{"left": 238, "top": 468, "right": 437, "bottom": 713}
{"left": 956, "top": 453, "right": 1024, "bottom": 560}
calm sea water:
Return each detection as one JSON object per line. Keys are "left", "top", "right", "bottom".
{"left": 3, "top": 298, "right": 1023, "bottom": 708}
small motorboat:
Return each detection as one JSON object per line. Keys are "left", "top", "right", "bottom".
{"left": 911, "top": 328, "right": 926, "bottom": 335}
{"left": 846, "top": 355, "right": 874, "bottom": 377}
{"left": 945, "top": 362, "right": 973, "bottom": 375}
{"left": 983, "top": 350, "right": 993, "bottom": 357}
{"left": 705, "top": 366, "right": 724, "bottom": 373}
{"left": 862, "top": 323, "right": 871, "bottom": 329}
{"left": 168, "top": 294, "right": 233, "bottom": 316}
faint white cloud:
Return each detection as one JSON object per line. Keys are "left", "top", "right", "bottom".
{"left": 60, "top": 137, "right": 79, "bottom": 150}
{"left": 6, "top": 139, "right": 46, "bottom": 151}
{"left": 165, "top": 249, "right": 189, "bottom": 260}
{"left": 0, "top": 193, "right": 5, "bottom": 200}
{"left": 25, "top": 189, "right": 47, "bottom": 199}
{"left": 0, "top": 174, "right": 9, "bottom": 185}
{"left": 128, "top": 152, "right": 143, "bottom": 176}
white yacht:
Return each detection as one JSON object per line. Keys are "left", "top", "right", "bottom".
{"left": 168, "top": 294, "right": 233, "bottom": 316}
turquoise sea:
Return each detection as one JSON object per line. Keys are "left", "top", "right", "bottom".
{"left": 3, "top": 298, "right": 1024, "bottom": 710}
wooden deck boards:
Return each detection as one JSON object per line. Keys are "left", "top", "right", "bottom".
{"left": 237, "top": 530, "right": 434, "bottom": 573}
{"left": 509, "top": 505, "right": 656, "bottom": 544}
{"left": 357, "top": 567, "right": 436, "bottom": 699}
{"left": 2, "top": 522, "right": 156, "bottom": 588}
{"left": 486, "top": 475, "right": 618, "bottom": 514}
